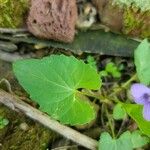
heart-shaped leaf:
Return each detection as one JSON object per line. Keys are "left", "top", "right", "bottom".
{"left": 113, "top": 103, "right": 126, "bottom": 120}
{"left": 99, "top": 131, "right": 132, "bottom": 150}
{"left": 131, "top": 130, "right": 149, "bottom": 148}
{"left": 134, "top": 39, "right": 150, "bottom": 85}
{"left": 99, "top": 130, "right": 149, "bottom": 150}
{"left": 13, "top": 55, "right": 101, "bottom": 125}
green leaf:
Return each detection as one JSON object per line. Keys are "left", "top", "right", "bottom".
{"left": 99, "top": 70, "right": 108, "bottom": 77}
{"left": 99, "top": 131, "right": 133, "bottom": 150}
{"left": 123, "top": 103, "right": 150, "bottom": 136}
{"left": 113, "top": 103, "right": 126, "bottom": 120}
{"left": 99, "top": 130, "right": 149, "bottom": 150}
{"left": 134, "top": 39, "right": 150, "bottom": 85}
{"left": 131, "top": 130, "right": 149, "bottom": 148}
{"left": 0, "top": 117, "right": 9, "bottom": 129}
{"left": 13, "top": 55, "right": 101, "bottom": 125}
{"left": 86, "top": 56, "right": 97, "bottom": 69}
{"left": 105, "top": 62, "right": 121, "bottom": 78}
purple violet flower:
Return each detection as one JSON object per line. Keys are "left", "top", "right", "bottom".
{"left": 131, "top": 83, "right": 150, "bottom": 121}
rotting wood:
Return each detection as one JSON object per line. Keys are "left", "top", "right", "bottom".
{"left": 0, "top": 90, "right": 98, "bottom": 150}
{"left": 0, "top": 50, "right": 31, "bottom": 62}
{"left": 0, "top": 41, "right": 17, "bottom": 52}
{"left": 0, "top": 28, "right": 28, "bottom": 34}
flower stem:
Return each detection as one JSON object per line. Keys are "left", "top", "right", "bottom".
{"left": 122, "top": 74, "right": 137, "bottom": 89}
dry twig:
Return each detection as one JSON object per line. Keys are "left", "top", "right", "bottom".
{"left": 0, "top": 90, "right": 98, "bottom": 150}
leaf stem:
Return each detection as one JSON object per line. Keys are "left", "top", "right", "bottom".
{"left": 116, "top": 117, "right": 128, "bottom": 137}
{"left": 78, "top": 74, "right": 137, "bottom": 105}
{"left": 122, "top": 74, "right": 137, "bottom": 88}
{"left": 79, "top": 89, "right": 112, "bottom": 104}
{"left": 105, "top": 105, "right": 115, "bottom": 138}
{"left": 109, "top": 73, "right": 137, "bottom": 97}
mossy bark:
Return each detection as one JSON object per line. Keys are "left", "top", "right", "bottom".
{"left": 0, "top": 0, "right": 29, "bottom": 28}
{"left": 0, "top": 105, "right": 57, "bottom": 150}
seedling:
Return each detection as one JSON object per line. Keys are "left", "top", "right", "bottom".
{"left": 0, "top": 117, "right": 9, "bottom": 129}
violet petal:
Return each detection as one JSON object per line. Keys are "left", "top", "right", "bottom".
{"left": 130, "top": 83, "right": 150, "bottom": 105}
{"left": 143, "top": 103, "right": 150, "bottom": 121}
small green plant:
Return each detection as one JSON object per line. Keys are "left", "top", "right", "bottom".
{"left": 86, "top": 55, "right": 121, "bottom": 78}
{"left": 0, "top": 116, "right": 9, "bottom": 129}
{"left": 86, "top": 55, "right": 97, "bottom": 69}
{"left": 100, "top": 62, "right": 121, "bottom": 78}
{"left": 13, "top": 39, "right": 150, "bottom": 150}
{"left": 99, "top": 130, "right": 149, "bottom": 150}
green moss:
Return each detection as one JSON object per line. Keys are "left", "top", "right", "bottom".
{"left": 123, "top": 7, "right": 141, "bottom": 34}
{"left": 123, "top": 6, "right": 150, "bottom": 38}
{"left": 0, "top": 0, "right": 29, "bottom": 28}
{"left": 112, "top": 0, "right": 150, "bottom": 12}
{"left": 0, "top": 105, "right": 58, "bottom": 150}
{"left": 142, "top": 26, "right": 150, "bottom": 38}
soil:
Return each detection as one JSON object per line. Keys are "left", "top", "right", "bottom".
{"left": 0, "top": 60, "right": 58, "bottom": 150}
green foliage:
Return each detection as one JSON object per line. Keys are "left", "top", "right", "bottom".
{"left": 86, "top": 56, "right": 97, "bottom": 69}
{"left": 99, "top": 70, "right": 108, "bottom": 77}
{"left": 113, "top": 103, "right": 126, "bottom": 120}
{"left": 134, "top": 39, "right": 150, "bottom": 85}
{"left": 105, "top": 62, "right": 121, "bottom": 78}
{"left": 99, "top": 131, "right": 132, "bottom": 150}
{"left": 131, "top": 130, "right": 149, "bottom": 148}
{"left": 99, "top": 130, "right": 149, "bottom": 150}
{"left": 100, "top": 62, "right": 121, "bottom": 78}
{"left": 13, "top": 55, "right": 101, "bottom": 125}
{"left": 123, "top": 103, "right": 150, "bottom": 136}
{"left": 0, "top": 116, "right": 9, "bottom": 129}
{"left": 0, "top": 0, "right": 29, "bottom": 28}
